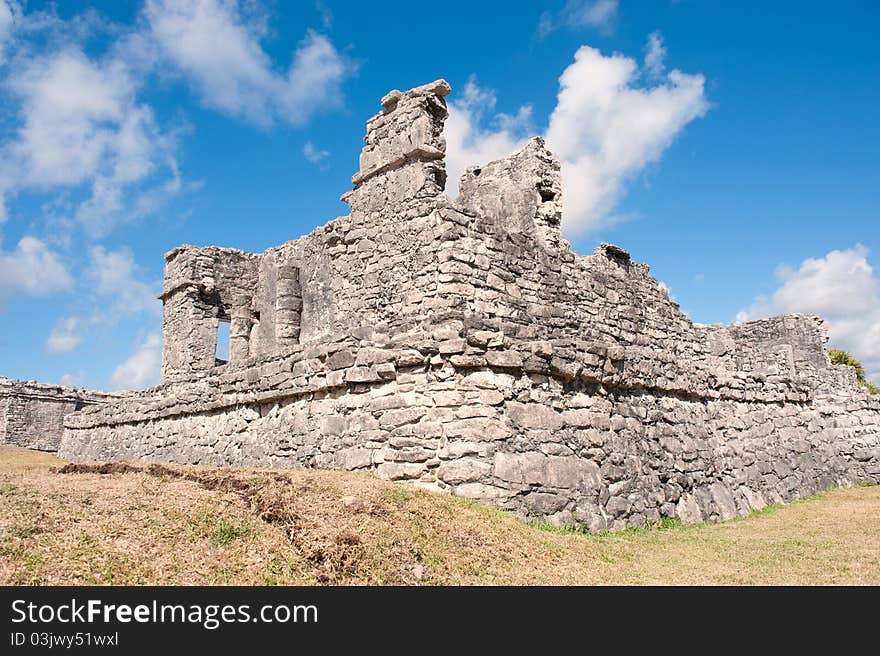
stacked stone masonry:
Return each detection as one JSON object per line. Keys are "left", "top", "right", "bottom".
{"left": 58, "top": 79, "right": 880, "bottom": 530}
{"left": 0, "top": 378, "right": 117, "bottom": 452}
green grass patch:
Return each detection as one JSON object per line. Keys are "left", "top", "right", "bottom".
{"left": 215, "top": 519, "right": 252, "bottom": 546}
{"left": 381, "top": 486, "right": 414, "bottom": 508}
{"left": 0, "top": 483, "right": 18, "bottom": 496}
{"left": 532, "top": 515, "right": 685, "bottom": 537}
{"left": 185, "top": 507, "right": 253, "bottom": 546}
{"left": 6, "top": 524, "right": 44, "bottom": 539}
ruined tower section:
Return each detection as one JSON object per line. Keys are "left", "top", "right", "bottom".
{"left": 160, "top": 246, "right": 259, "bottom": 381}
{"left": 341, "top": 79, "right": 451, "bottom": 216}
{"left": 457, "top": 136, "right": 563, "bottom": 250}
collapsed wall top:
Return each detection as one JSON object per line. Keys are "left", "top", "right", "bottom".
{"left": 341, "top": 79, "right": 451, "bottom": 214}
{"left": 456, "top": 136, "right": 564, "bottom": 249}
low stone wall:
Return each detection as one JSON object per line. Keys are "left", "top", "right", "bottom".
{"left": 60, "top": 337, "right": 880, "bottom": 530}
{"left": 0, "top": 378, "right": 118, "bottom": 452}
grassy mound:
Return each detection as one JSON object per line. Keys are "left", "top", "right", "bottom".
{"left": 1, "top": 446, "right": 878, "bottom": 585}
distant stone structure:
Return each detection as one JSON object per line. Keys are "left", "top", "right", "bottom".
{"left": 0, "top": 378, "right": 115, "bottom": 452}
{"left": 58, "top": 80, "right": 879, "bottom": 530}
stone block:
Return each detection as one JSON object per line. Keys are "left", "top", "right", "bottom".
{"left": 485, "top": 350, "right": 524, "bottom": 368}
{"left": 437, "top": 458, "right": 492, "bottom": 485}
{"left": 506, "top": 402, "right": 564, "bottom": 431}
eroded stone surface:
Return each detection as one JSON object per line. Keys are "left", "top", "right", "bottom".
{"left": 55, "top": 79, "right": 880, "bottom": 531}
{"left": 0, "top": 378, "right": 117, "bottom": 451}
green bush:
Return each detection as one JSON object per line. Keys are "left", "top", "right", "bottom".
{"left": 828, "top": 348, "right": 878, "bottom": 394}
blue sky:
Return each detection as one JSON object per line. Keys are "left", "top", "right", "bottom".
{"left": 0, "top": 0, "right": 878, "bottom": 389}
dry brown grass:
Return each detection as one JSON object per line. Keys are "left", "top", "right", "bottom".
{"left": 1, "top": 445, "right": 877, "bottom": 585}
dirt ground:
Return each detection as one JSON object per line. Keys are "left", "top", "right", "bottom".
{"left": 1, "top": 445, "right": 877, "bottom": 585}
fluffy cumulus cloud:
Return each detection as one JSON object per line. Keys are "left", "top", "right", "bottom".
{"left": 0, "top": 236, "right": 71, "bottom": 303}
{"left": 44, "top": 245, "right": 160, "bottom": 355}
{"left": 112, "top": 332, "right": 162, "bottom": 390}
{"left": 539, "top": 0, "right": 619, "bottom": 37}
{"left": 445, "top": 35, "right": 708, "bottom": 236}
{"left": 545, "top": 43, "right": 708, "bottom": 234}
{"left": 737, "top": 245, "right": 880, "bottom": 383}
{"left": 143, "top": 0, "right": 352, "bottom": 126}
{"left": 0, "top": 40, "right": 181, "bottom": 236}
{"left": 88, "top": 245, "right": 161, "bottom": 316}
{"left": 46, "top": 317, "right": 82, "bottom": 354}
{"left": 0, "top": 0, "right": 353, "bottom": 237}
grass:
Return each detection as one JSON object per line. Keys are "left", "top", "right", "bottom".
{"left": 0, "top": 445, "right": 878, "bottom": 585}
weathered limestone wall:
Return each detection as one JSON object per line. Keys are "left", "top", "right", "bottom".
{"left": 159, "top": 80, "right": 454, "bottom": 383}
{"left": 0, "top": 393, "right": 8, "bottom": 441}
{"left": 60, "top": 336, "right": 880, "bottom": 530}
{"left": 0, "top": 378, "right": 116, "bottom": 452}
{"left": 58, "top": 78, "right": 880, "bottom": 530}
{"left": 160, "top": 246, "right": 259, "bottom": 380}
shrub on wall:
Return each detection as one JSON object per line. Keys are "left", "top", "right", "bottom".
{"left": 828, "top": 349, "right": 879, "bottom": 394}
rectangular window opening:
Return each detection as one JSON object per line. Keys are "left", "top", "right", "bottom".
{"left": 215, "top": 320, "right": 231, "bottom": 366}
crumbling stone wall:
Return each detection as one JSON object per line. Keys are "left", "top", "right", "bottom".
{"left": 59, "top": 334, "right": 880, "bottom": 530}
{"left": 0, "top": 378, "right": 116, "bottom": 452}
{"left": 160, "top": 246, "right": 259, "bottom": 380}
{"left": 59, "top": 79, "right": 880, "bottom": 530}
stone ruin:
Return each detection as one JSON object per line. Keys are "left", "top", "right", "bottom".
{"left": 0, "top": 377, "right": 115, "bottom": 452}
{"left": 48, "top": 79, "right": 878, "bottom": 530}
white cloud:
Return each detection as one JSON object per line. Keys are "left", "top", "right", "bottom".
{"left": 315, "top": 0, "right": 333, "bottom": 30}
{"left": 60, "top": 371, "right": 85, "bottom": 387}
{"left": 657, "top": 280, "right": 677, "bottom": 302}
{"left": 46, "top": 317, "right": 82, "bottom": 353}
{"left": 2, "top": 1, "right": 343, "bottom": 236}
{"left": 1, "top": 45, "right": 181, "bottom": 236}
{"left": 644, "top": 31, "right": 666, "bottom": 77}
{"left": 112, "top": 332, "right": 162, "bottom": 390}
{"left": 0, "top": 235, "right": 71, "bottom": 302}
{"left": 0, "top": 1, "right": 18, "bottom": 63}
{"left": 546, "top": 44, "right": 708, "bottom": 235}
{"left": 539, "top": 0, "right": 619, "bottom": 37}
{"left": 88, "top": 245, "right": 161, "bottom": 316}
{"left": 8, "top": 51, "right": 134, "bottom": 186}
{"left": 45, "top": 246, "right": 160, "bottom": 354}
{"left": 143, "top": 0, "right": 352, "bottom": 126}
{"left": 303, "top": 141, "right": 329, "bottom": 164}
{"left": 737, "top": 245, "right": 880, "bottom": 383}
{"left": 445, "top": 37, "right": 708, "bottom": 236}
